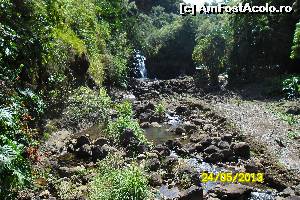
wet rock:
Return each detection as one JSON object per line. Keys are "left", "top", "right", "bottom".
{"left": 177, "top": 166, "right": 201, "bottom": 186}
{"left": 165, "top": 139, "right": 182, "bottom": 150}
{"left": 232, "top": 142, "right": 250, "bottom": 159}
{"left": 190, "top": 133, "right": 204, "bottom": 143}
{"left": 245, "top": 160, "right": 264, "bottom": 173}
{"left": 185, "top": 144, "right": 198, "bottom": 154}
{"left": 140, "top": 122, "right": 150, "bottom": 128}
{"left": 120, "top": 129, "right": 148, "bottom": 156}
{"left": 149, "top": 172, "right": 163, "bottom": 187}
{"left": 184, "top": 123, "right": 198, "bottom": 134}
{"left": 179, "top": 186, "right": 203, "bottom": 200}
{"left": 195, "top": 143, "right": 204, "bottom": 152}
{"left": 164, "top": 155, "right": 179, "bottom": 170}
{"left": 151, "top": 122, "right": 162, "bottom": 128}
{"left": 203, "top": 124, "right": 213, "bottom": 132}
{"left": 211, "top": 137, "right": 222, "bottom": 146}
{"left": 39, "top": 190, "right": 50, "bottom": 199}
{"left": 176, "top": 105, "right": 188, "bottom": 114}
{"left": 91, "top": 145, "right": 109, "bottom": 161}
{"left": 150, "top": 115, "right": 161, "bottom": 123}
{"left": 75, "top": 136, "right": 90, "bottom": 149}
{"left": 192, "top": 119, "right": 206, "bottom": 127}
{"left": 199, "top": 136, "right": 212, "bottom": 148}
{"left": 204, "top": 145, "right": 220, "bottom": 154}
{"left": 221, "top": 149, "right": 234, "bottom": 162}
{"left": 221, "top": 134, "right": 233, "bottom": 143}
{"left": 294, "top": 184, "right": 300, "bottom": 196}
{"left": 145, "top": 101, "right": 155, "bottom": 110}
{"left": 210, "top": 184, "right": 252, "bottom": 200}
{"left": 93, "top": 137, "right": 109, "bottom": 147}
{"left": 175, "top": 148, "right": 189, "bottom": 157}
{"left": 284, "top": 196, "right": 300, "bottom": 200}
{"left": 154, "top": 144, "right": 171, "bottom": 157}
{"left": 76, "top": 144, "right": 92, "bottom": 159}
{"left": 218, "top": 141, "right": 230, "bottom": 150}
{"left": 139, "top": 113, "right": 151, "bottom": 123}
{"left": 280, "top": 187, "right": 295, "bottom": 197}
{"left": 175, "top": 126, "right": 186, "bottom": 135}
{"left": 205, "top": 152, "right": 223, "bottom": 163}
{"left": 145, "top": 158, "right": 161, "bottom": 171}
{"left": 119, "top": 128, "right": 137, "bottom": 147}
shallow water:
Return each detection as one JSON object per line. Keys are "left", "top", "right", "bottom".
{"left": 144, "top": 125, "right": 178, "bottom": 145}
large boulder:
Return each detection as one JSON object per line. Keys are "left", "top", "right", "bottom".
{"left": 76, "top": 144, "right": 92, "bottom": 159}
{"left": 145, "top": 158, "right": 161, "bottom": 171}
{"left": 204, "top": 145, "right": 220, "bottom": 154}
{"left": 210, "top": 184, "right": 253, "bottom": 200}
{"left": 149, "top": 172, "right": 163, "bottom": 187}
{"left": 91, "top": 145, "right": 110, "bottom": 162}
{"left": 179, "top": 186, "right": 203, "bottom": 200}
{"left": 154, "top": 144, "right": 171, "bottom": 157}
{"left": 75, "top": 136, "right": 91, "bottom": 149}
{"left": 232, "top": 142, "right": 250, "bottom": 159}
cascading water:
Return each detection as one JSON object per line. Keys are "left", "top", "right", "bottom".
{"left": 133, "top": 50, "right": 147, "bottom": 79}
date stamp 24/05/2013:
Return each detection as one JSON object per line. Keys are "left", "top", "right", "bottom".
{"left": 201, "top": 172, "right": 264, "bottom": 183}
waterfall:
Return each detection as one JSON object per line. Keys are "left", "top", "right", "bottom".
{"left": 134, "top": 50, "right": 147, "bottom": 79}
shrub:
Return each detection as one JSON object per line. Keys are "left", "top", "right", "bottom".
{"left": 282, "top": 76, "right": 300, "bottom": 98}
{"left": 89, "top": 154, "right": 152, "bottom": 200}
{"left": 0, "top": 140, "right": 30, "bottom": 199}
{"left": 63, "top": 87, "right": 111, "bottom": 126}
{"left": 155, "top": 102, "right": 166, "bottom": 117}
{"left": 291, "top": 22, "right": 300, "bottom": 59}
{"left": 107, "top": 101, "right": 146, "bottom": 144}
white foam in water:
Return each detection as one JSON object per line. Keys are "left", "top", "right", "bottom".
{"left": 249, "top": 191, "right": 274, "bottom": 200}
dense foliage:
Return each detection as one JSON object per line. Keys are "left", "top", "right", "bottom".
{"left": 1, "top": 0, "right": 300, "bottom": 198}
{"left": 107, "top": 101, "right": 146, "bottom": 144}
{"left": 89, "top": 154, "right": 151, "bottom": 200}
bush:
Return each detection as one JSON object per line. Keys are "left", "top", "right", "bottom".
{"left": 155, "top": 102, "right": 166, "bottom": 117}
{"left": 0, "top": 141, "right": 30, "bottom": 199}
{"left": 63, "top": 87, "right": 111, "bottom": 126}
{"left": 291, "top": 22, "right": 300, "bottom": 59}
{"left": 107, "top": 101, "right": 146, "bottom": 144}
{"left": 282, "top": 76, "right": 300, "bottom": 98}
{"left": 89, "top": 154, "right": 152, "bottom": 200}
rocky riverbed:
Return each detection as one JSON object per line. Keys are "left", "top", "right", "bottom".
{"left": 20, "top": 76, "right": 300, "bottom": 200}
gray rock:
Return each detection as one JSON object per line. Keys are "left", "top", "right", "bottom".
{"left": 205, "top": 152, "right": 223, "bottom": 163}
{"left": 232, "top": 142, "right": 250, "bottom": 159}
{"left": 91, "top": 145, "right": 109, "bottom": 161}
{"left": 93, "top": 137, "right": 108, "bottom": 147}
{"left": 184, "top": 123, "right": 198, "bottom": 134}
{"left": 175, "top": 126, "right": 186, "bottom": 135}
{"left": 149, "top": 172, "right": 163, "bottom": 187}
{"left": 210, "top": 184, "right": 252, "bottom": 200}
{"left": 75, "top": 135, "right": 90, "bottom": 149}
{"left": 76, "top": 144, "right": 92, "bottom": 159}
{"left": 221, "top": 134, "right": 233, "bottom": 143}
{"left": 145, "top": 158, "right": 161, "bottom": 171}
{"left": 204, "top": 145, "right": 220, "bottom": 154}
{"left": 218, "top": 141, "right": 230, "bottom": 150}
{"left": 221, "top": 149, "right": 234, "bottom": 162}
{"left": 154, "top": 144, "right": 171, "bottom": 157}
{"left": 179, "top": 186, "right": 203, "bottom": 200}
{"left": 280, "top": 187, "right": 295, "bottom": 197}
{"left": 176, "top": 105, "right": 188, "bottom": 114}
